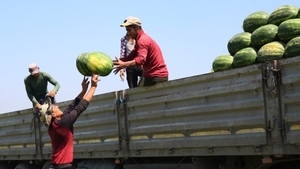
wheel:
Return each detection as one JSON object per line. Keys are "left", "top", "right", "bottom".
{"left": 77, "top": 159, "right": 115, "bottom": 169}
{"left": 41, "top": 161, "right": 51, "bottom": 169}
{"left": 14, "top": 163, "right": 37, "bottom": 169}
{"left": 0, "top": 163, "right": 14, "bottom": 169}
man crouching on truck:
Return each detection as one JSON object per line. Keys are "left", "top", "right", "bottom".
{"left": 47, "top": 73, "right": 100, "bottom": 169}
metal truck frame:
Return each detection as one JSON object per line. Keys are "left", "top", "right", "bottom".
{"left": 0, "top": 56, "right": 300, "bottom": 169}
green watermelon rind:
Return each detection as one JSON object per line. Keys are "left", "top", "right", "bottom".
{"left": 227, "top": 32, "right": 251, "bottom": 56}
{"left": 243, "top": 11, "right": 270, "bottom": 33}
{"left": 257, "top": 41, "right": 285, "bottom": 63}
{"left": 76, "top": 53, "right": 93, "bottom": 76}
{"left": 251, "top": 24, "right": 278, "bottom": 49}
{"left": 87, "top": 52, "right": 113, "bottom": 77}
{"left": 284, "top": 36, "right": 300, "bottom": 58}
{"left": 212, "top": 55, "right": 234, "bottom": 72}
{"left": 278, "top": 18, "right": 300, "bottom": 42}
{"left": 232, "top": 47, "right": 257, "bottom": 68}
{"left": 268, "top": 5, "right": 299, "bottom": 26}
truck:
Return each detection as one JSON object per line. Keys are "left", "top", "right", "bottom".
{"left": 0, "top": 56, "right": 300, "bottom": 169}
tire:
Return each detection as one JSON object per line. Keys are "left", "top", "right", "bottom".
{"left": 77, "top": 159, "right": 115, "bottom": 169}
{"left": 14, "top": 163, "right": 38, "bottom": 169}
{"left": 41, "top": 161, "right": 51, "bottom": 169}
{"left": 0, "top": 163, "right": 14, "bottom": 169}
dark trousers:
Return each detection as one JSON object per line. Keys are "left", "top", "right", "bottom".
{"left": 141, "top": 76, "right": 168, "bottom": 87}
{"left": 49, "top": 163, "right": 72, "bottom": 169}
{"left": 126, "top": 66, "right": 143, "bottom": 88}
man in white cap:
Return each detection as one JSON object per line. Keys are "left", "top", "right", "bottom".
{"left": 24, "top": 63, "right": 60, "bottom": 115}
{"left": 113, "top": 16, "right": 169, "bottom": 86}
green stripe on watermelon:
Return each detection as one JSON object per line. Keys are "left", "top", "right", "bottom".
{"left": 227, "top": 32, "right": 251, "bottom": 56}
{"left": 232, "top": 47, "right": 257, "bottom": 68}
{"left": 284, "top": 36, "right": 300, "bottom": 58}
{"left": 278, "top": 18, "right": 300, "bottom": 42}
{"left": 212, "top": 55, "right": 233, "bottom": 72}
{"left": 251, "top": 24, "right": 278, "bottom": 49}
{"left": 76, "top": 53, "right": 93, "bottom": 76}
{"left": 87, "top": 52, "right": 113, "bottom": 76}
{"left": 268, "top": 5, "right": 299, "bottom": 26}
{"left": 243, "top": 11, "right": 270, "bottom": 33}
{"left": 257, "top": 41, "right": 285, "bottom": 62}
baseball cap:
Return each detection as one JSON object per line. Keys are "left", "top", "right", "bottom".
{"left": 39, "top": 103, "right": 52, "bottom": 128}
{"left": 28, "top": 63, "right": 40, "bottom": 75}
{"left": 120, "top": 16, "right": 142, "bottom": 27}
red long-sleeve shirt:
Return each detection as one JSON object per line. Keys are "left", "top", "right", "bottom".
{"left": 48, "top": 97, "right": 89, "bottom": 165}
{"left": 121, "top": 30, "right": 168, "bottom": 77}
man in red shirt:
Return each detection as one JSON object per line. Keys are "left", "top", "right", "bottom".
{"left": 48, "top": 73, "right": 100, "bottom": 169}
{"left": 113, "top": 16, "right": 169, "bottom": 86}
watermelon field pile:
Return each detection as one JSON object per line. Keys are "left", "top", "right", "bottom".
{"left": 213, "top": 4, "right": 300, "bottom": 72}
{"left": 76, "top": 52, "right": 113, "bottom": 76}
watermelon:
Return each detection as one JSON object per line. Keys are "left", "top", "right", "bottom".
{"left": 268, "top": 5, "right": 299, "bottom": 26}
{"left": 76, "top": 53, "right": 92, "bottom": 76}
{"left": 227, "top": 32, "right": 251, "bottom": 56}
{"left": 278, "top": 18, "right": 300, "bottom": 42}
{"left": 86, "top": 52, "right": 113, "bottom": 76}
{"left": 257, "top": 41, "right": 285, "bottom": 62}
{"left": 251, "top": 24, "right": 278, "bottom": 49}
{"left": 232, "top": 47, "right": 257, "bottom": 68}
{"left": 212, "top": 55, "right": 233, "bottom": 72}
{"left": 284, "top": 36, "right": 300, "bottom": 58}
{"left": 243, "top": 11, "right": 270, "bottom": 33}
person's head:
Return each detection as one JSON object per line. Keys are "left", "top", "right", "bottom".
{"left": 28, "top": 63, "right": 40, "bottom": 79}
{"left": 120, "top": 16, "right": 142, "bottom": 40}
{"left": 51, "top": 105, "right": 63, "bottom": 120}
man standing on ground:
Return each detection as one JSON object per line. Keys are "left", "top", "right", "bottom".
{"left": 48, "top": 73, "right": 100, "bottom": 169}
{"left": 113, "top": 16, "right": 169, "bottom": 86}
{"left": 24, "top": 63, "right": 60, "bottom": 114}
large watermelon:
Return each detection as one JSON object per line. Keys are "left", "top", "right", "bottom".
{"left": 278, "top": 18, "right": 300, "bottom": 42}
{"left": 76, "top": 53, "right": 93, "bottom": 76}
{"left": 251, "top": 24, "right": 278, "bottom": 49}
{"left": 243, "top": 11, "right": 270, "bottom": 33}
{"left": 86, "top": 52, "right": 113, "bottom": 76}
{"left": 227, "top": 32, "right": 251, "bottom": 56}
{"left": 257, "top": 41, "right": 285, "bottom": 62}
{"left": 212, "top": 55, "right": 233, "bottom": 72}
{"left": 268, "top": 5, "right": 299, "bottom": 26}
{"left": 284, "top": 36, "right": 300, "bottom": 58}
{"left": 232, "top": 47, "right": 257, "bottom": 68}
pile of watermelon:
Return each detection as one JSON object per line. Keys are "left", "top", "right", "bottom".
{"left": 213, "top": 5, "right": 300, "bottom": 72}
{"left": 76, "top": 52, "right": 113, "bottom": 76}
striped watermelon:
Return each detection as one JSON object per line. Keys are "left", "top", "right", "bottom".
{"left": 268, "top": 5, "right": 299, "bottom": 25}
{"left": 227, "top": 32, "right": 251, "bottom": 56}
{"left": 243, "top": 11, "right": 270, "bottom": 33}
{"left": 86, "top": 52, "right": 113, "bottom": 76}
{"left": 257, "top": 41, "right": 285, "bottom": 62}
{"left": 232, "top": 47, "right": 257, "bottom": 68}
{"left": 251, "top": 24, "right": 278, "bottom": 49}
{"left": 278, "top": 18, "right": 300, "bottom": 42}
{"left": 212, "top": 55, "right": 233, "bottom": 72}
{"left": 76, "top": 53, "right": 93, "bottom": 76}
{"left": 76, "top": 52, "right": 113, "bottom": 76}
{"left": 284, "top": 36, "right": 300, "bottom": 58}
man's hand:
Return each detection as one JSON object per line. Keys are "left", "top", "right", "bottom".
{"left": 35, "top": 103, "right": 41, "bottom": 110}
{"left": 113, "top": 56, "right": 126, "bottom": 74}
{"left": 91, "top": 73, "right": 101, "bottom": 87}
{"left": 81, "top": 76, "right": 89, "bottom": 92}
{"left": 49, "top": 90, "right": 56, "bottom": 97}
{"left": 120, "top": 69, "right": 125, "bottom": 81}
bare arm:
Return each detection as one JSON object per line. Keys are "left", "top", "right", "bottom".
{"left": 83, "top": 73, "right": 100, "bottom": 103}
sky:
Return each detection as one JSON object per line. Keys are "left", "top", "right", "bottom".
{"left": 1, "top": 0, "right": 299, "bottom": 114}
